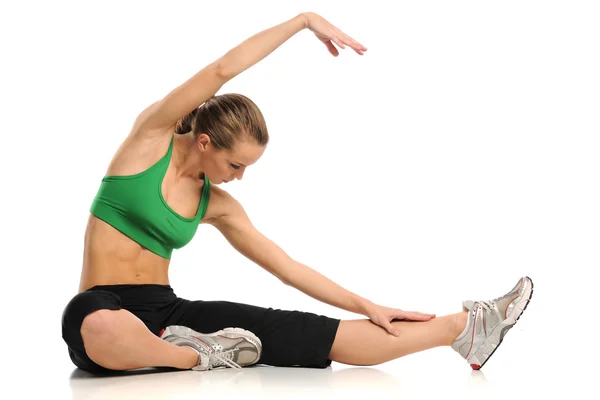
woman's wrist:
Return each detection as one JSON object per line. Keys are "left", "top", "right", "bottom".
{"left": 354, "top": 297, "right": 375, "bottom": 316}
{"left": 296, "top": 12, "right": 309, "bottom": 29}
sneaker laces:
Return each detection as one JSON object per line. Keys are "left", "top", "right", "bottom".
{"left": 206, "top": 348, "right": 242, "bottom": 370}
{"left": 478, "top": 300, "right": 496, "bottom": 312}
{"left": 187, "top": 334, "right": 244, "bottom": 370}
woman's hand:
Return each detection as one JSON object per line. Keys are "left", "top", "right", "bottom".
{"left": 302, "top": 12, "right": 367, "bottom": 56}
{"left": 364, "top": 302, "right": 436, "bottom": 336}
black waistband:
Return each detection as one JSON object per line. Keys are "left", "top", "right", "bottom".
{"left": 87, "top": 284, "right": 177, "bottom": 302}
{"left": 88, "top": 284, "right": 173, "bottom": 291}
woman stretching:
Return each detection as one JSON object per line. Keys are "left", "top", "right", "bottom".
{"left": 61, "top": 12, "right": 533, "bottom": 373}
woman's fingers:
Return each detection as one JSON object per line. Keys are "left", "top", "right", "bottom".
{"left": 401, "top": 311, "right": 436, "bottom": 321}
{"left": 324, "top": 40, "right": 339, "bottom": 56}
{"left": 334, "top": 28, "right": 367, "bottom": 53}
{"left": 330, "top": 35, "right": 365, "bottom": 55}
{"left": 331, "top": 36, "right": 346, "bottom": 49}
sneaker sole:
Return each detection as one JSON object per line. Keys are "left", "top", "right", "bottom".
{"left": 470, "top": 276, "right": 534, "bottom": 370}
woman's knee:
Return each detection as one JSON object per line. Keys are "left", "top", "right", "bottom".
{"left": 81, "top": 309, "right": 120, "bottom": 340}
{"left": 61, "top": 290, "right": 122, "bottom": 346}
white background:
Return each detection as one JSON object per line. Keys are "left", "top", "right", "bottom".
{"left": 1, "top": 1, "right": 598, "bottom": 399}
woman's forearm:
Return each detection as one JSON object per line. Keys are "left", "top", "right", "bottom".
{"left": 283, "top": 260, "right": 373, "bottom": 315}
{"left": 218, "top": 14, "right": 307, "bottom": 79}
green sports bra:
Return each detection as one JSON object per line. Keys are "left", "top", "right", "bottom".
{"left": 89, "top": 137, "right": 210, "bottom": 259}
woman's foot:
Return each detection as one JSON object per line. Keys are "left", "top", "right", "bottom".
{"left": 451, "top": 276, "right": 534, "bottom": 370}
{"left": 160, "top": 325, "right": 262, "bottom": 370}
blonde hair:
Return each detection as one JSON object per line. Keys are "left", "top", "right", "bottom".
{"left": 175, "top": 93, "right": 269, "bottom": 149}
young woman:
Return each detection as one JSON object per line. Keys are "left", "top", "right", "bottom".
{"left": 61, "top": 12, "right": 533, "bottom": 373}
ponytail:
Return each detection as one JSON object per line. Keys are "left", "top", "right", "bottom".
{"left": 175, "top": 107, "right": 199, "bottom": 134}
{"left": 174, "top": 96, "right": 217, "bottom": 134}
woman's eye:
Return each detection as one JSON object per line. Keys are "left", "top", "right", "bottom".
{"left": 230, "top": 164, "right": 241, "bottom": 170}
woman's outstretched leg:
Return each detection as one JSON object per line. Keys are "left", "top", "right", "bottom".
{"left": 329, "top": 312, "right": 467, "bottom": 366}
{"left": 330, "top": 276, "right": 533, "bottom": 368}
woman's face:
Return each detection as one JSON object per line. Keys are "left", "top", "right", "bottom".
{"left": 201, "top": 135, "right": 266, "bottom": 184}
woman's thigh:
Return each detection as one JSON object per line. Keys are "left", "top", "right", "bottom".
{"left": 165, "top": 300, "right": 341, "bottom": 368}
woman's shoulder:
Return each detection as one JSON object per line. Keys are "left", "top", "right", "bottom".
{"left": 201, "top": 183, "right": 244, "bottom": 224}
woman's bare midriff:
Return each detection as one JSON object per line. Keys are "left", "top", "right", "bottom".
{"left": 77, "top": 185, "right": 227, "bottom": 293}
{"left": 78, "top": 214, "right": 172, "bottom": 292}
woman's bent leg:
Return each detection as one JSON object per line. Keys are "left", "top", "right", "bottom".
{"left": 62, "top": 287, "right": 200, "bottom": 372}
{"left": 81, "top": 309, "right": 199, "bottom": 371}
{"left": 329, "top": 312, "right": 468, "bottom": 366}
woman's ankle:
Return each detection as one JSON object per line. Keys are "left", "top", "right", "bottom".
{"left": 175, "top": 345, "right": 200, "bottom": 369}
{"left": 447, "top": 311, "right": 469, "bottom": 345}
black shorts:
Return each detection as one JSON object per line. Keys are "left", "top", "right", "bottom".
{"left": 61, "top": 284, "right": 340, "bottom": 373}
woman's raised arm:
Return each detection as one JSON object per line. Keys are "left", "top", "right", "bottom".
{"left": 135, "top": 12, "right": 366, "bottom": 136}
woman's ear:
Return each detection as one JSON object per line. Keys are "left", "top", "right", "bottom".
{"left": 196, "top": 133, "right": 210, "bottom": 151}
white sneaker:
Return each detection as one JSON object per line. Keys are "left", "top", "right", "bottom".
{"left": 160, "top": 325, "right": 262, "bottom": 371}
{"left": 451, "top": 276, "right": 533, "bottom": 370}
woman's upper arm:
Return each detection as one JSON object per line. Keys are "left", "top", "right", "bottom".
{"left": 208, "top": 191, "right": 293, "bottom": 282}
{"left": 132, "top": 59, "right": 229, "bottom": 138}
